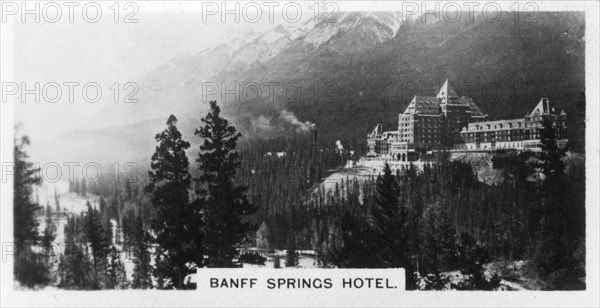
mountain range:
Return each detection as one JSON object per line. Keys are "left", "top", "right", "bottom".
{"left": 31, "top": 11, "right": 585, "bottom": 165}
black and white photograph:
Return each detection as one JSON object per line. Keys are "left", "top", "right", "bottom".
{"left": 1, "top": 1, "right": 598, "bottom": 306}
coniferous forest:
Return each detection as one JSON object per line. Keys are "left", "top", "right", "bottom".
{"left": 13, "top": 102, "right": 585, "bottom": 291}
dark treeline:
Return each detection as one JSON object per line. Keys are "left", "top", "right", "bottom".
{"left": 75, "top": 127, "right": 355, "bottom": 253}
{"left": 234, "top": 132, "right": 355, "bottom": 249}
{"left": 298, "top": 119, "right": 585, "bottom": 290}
{"left": 70, "top": 177, "right": 152, "bottom": 261}
{"left": 57, "top": 201, "right": 131, "bottom": 289}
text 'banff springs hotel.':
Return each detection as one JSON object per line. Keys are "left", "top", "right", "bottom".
{"left": 367, "top": 80, "right": 568, "bottom": 161}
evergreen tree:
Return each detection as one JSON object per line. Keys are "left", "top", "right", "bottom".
{"left": 330, "top": 211, "right": 383, "bottom": 268}
{"left": 98, "top": 197, "right": 107, "bottom": 213}
{"left": 533, "top": 118, "right": 584, "bottom": 289}
{"left": 106, "top": 246, "right": 127, "bottom": 289}
{"left": 41, "top": 205, "right": 56, "bottom": 251}
{"left": 115, "top": 220, "right": 123, "bottom": 246}
{"left": 109, "top": 197, "right": 119, "bottom": 220}
{"left": 153, "top": 248, "right": 169, "bottom": 289}
{"left": 54, "top": 188, "right": 60, "bottom": 211}
{"left": 98, "top": 197, "right": 113, "bottom": 246}
{"left": 125, "top": 180, "right": 133, "bottom": 200}
{"left": 58, "top": 216, "right": 96, "bottom": 289}
{"left": 538, "top": 118, "right": 566, "bottom": 178}
{"left": 285, "top": 233, "right": 299, "bottom": 267}
{"left": 371, "top": 162, "right": 414, "bottom": 287}
{"left": 273, "top": 255, "right": 281, "bottom": 269}
{"left": 419, "top": 201, "right": 457, "bottom": 273}
{"left": 195, "top": 101, "right": 257, "bottom": 267}
{"left": 132, "top": 216, "right": 153, "bottom": 289}
{"left": 147, "top": 115, "right": 202, "bottom": 289}
{"left": 13, "top": 134, "right": 53, "bottom": 288}
{"left": 41, "top": 204, "right": 57, "bottom": 286}
{"left": 84, "top": 201, "right": 111, "bottom": 287}
{"left": 13, "top": 135, "right": 41, "bottom": 252}
{"left": 453, "top": 232, "right": 500, "bottom": 290}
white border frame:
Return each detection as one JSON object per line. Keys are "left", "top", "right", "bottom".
{"left": 1, "top": 1, "right": 598, "bottom": 307}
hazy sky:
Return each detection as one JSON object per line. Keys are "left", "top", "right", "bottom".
{"left": 8, "top": 2, "right": 313, "bottom": 142}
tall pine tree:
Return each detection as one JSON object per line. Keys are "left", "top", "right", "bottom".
{"left": 13, "top": 135, "right": 41, "bottom": 252}
{"left": 371, "top": 162, "right": 415, "bottom": 287}
{"left": 195, "top": 101, "right": 257, "bottom": 267}
{"left": 147, "top": 115, "right": 203, "bottom": 288}
{"left": 13, "top": 134, "right": 52, "bottom": 288}
{"left": 533, "top": 118, "right": 584, "bottom": 289}
{"left": 84, "top": 201, "right": 111, "bottom": 288}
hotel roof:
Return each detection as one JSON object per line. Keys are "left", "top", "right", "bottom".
{"left": 401, "top": 80, "right": 486, "bottom": 117}
{"left": 462, "top": 118, "right": 527, "bottom": 132}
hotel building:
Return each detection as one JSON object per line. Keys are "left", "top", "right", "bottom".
{"left": 367, "top": 80, "right": 567, "bottom": 160}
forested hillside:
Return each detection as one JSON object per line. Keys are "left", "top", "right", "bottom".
{"left": 229, "top": 12, "right": 584, "bottom": 149}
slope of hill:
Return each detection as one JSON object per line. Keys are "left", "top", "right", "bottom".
{"left": 227, "top": 12, "right": 584, "bottom": 144}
